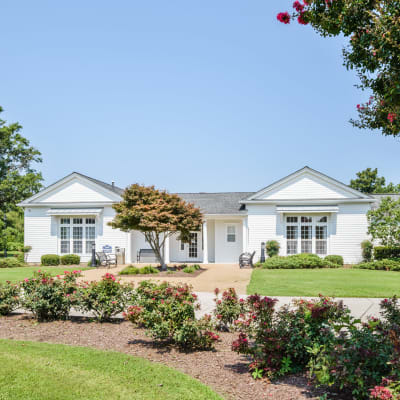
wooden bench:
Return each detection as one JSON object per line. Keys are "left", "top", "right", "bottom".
{"left": 96, "top": 252, "right": 117, "bottom": 268}
{"left": 137, "top": 249, "right": 157, "bottom": 263}
{"left": 239, "top": 251, "right": 256, "bottom": 269}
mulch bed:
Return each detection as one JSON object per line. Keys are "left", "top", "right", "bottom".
{"left": 0, "top": 314, "right": 345, "bottom": 400}
{"left": 121, "top": 267, "right": 206, "bottom": 278}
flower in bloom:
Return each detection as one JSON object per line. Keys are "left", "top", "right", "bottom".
{"left": 388, "top": 113, "right": 397, "bottom": 123}
{"left": 277, "top": 12, "right": 291, "bottom": 24}
{"left": 293, "top": 1, "right": 304, "bottom": 12}
{"left": 370, "top": 386, "right": 393, "bottom": 399}
{"left": 297, "top": 13, "right": 308, "bottom": 25}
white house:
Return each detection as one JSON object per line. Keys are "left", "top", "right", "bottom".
{"left": 19, "top": 166, "right": 386, "bottom": 265}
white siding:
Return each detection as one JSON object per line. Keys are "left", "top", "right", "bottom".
{"left": 24, "top": 207, "right": 58, "bottom": 263}
{"left": 246, "top": 205, "right": 282, "bottom": 262}
{"left": 330, "top": 203, "right": 370, "bottom": 264}
{"left": 38, "top": 180, "right": 117, "bottom": 203}
{"left": 259, "top": 175, "right": 353, "bottom": 200}
{"left": 214, "top": 220, "right": 243, "bottom": 263}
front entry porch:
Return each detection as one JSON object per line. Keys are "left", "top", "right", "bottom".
{"left": 166, "top": 217, "right": 246, "bottom": 264}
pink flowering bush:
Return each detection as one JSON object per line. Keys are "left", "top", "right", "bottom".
{"left": 77, "top": 273, "right": 133, "bottom": 322}
{"left": 232, "top": 295, "right": 349, "bottom": 379}
{"left": 20, "top": 270, "right": 80, "bottom": 321}
{"left": 0, "top": 281, "right": 20, "bottom": 315}
{"left": 213, "top": 287, "right": 246, "bottom": 331}
{"left": 125, "top": 281, "right": 219, "bottom": 349}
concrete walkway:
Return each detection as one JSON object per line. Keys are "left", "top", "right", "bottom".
{"left": 195, "top": 292, "right": 384, "bottom": 320}
{"left": 80, "top": 263, "right": 253, "bottom": 294}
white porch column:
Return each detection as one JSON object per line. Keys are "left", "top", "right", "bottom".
{"left": 242, "top": 218, "right": 248, "bottom": 253}
{"left": 203, "top": 221, "right": 208, "bottom": 264}
{"left": 164, "top": 234, "right": 170, "bottom": 264}
{"left": 126, "top": 231, "right": 132, "bottom": 264}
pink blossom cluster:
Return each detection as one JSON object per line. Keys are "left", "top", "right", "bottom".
{"left": 388, "top": 113, "right": 397, "bottom": 123}
{"left": 370, "top": 385, "right": 393, "bottom": 400}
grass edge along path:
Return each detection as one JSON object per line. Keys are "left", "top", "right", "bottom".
{"left": 247, "top": 268, "right": 400, "bottom": 298}
{"left": 0, "top": 266, "right": 90, "bottom": 284}
{"left": 0, "top": 339, "right": 223, "bottom": 400}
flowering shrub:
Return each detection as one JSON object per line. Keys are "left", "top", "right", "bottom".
{"left": 77, "top": 273, "right": 133, "bottom": 322}
{"left": 381, "top": 297, "right": 400, "bottom": 327}
{"left": 20, "top": 270, "right": 80, "bottom": 321}
{"left": 213, "top": 287, "right": 246, "bottom": 331}
{"left": 0, "top": 281, "right": 20, "bottom": 315}
{"left": 125, "top": 281, "right": 219, "bottom": 349}
{"left": 232, "top": 295, "right": 349, "bottom": 379}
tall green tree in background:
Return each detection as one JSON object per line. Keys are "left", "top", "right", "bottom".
{"left": 277, "top": 0, "right": 400, "bottom": 137}
{"left": 349, "top": 168, "right": 400, "bottom": 194}
{"left": 0, "top": 107, "right": 43, "bottom": 255}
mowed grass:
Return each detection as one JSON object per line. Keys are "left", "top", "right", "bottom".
{"left": 0, "top": 340, "right": 222, "bottom": 400}
{"left": 0, "top": 266, "right": 90, "bottom": 284}
{"left": 247, "top": 268, "right": 400, "bottom": 297}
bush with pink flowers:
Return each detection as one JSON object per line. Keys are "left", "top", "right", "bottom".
{"left": 20, "top": 270, "right": 80, "bottom": 321}
{"left": 125, "top": 281, "right": 219, "bottom": 349}
{"left": 213, "top": 287, "right": 246, "bottom": 331}
{"left": 232, "top": 295, "right": 350, "bottom": 379}
{"left": 77, "top": 273, "right": 133, "bottom": 322}
{"left": 0, "top": 281, "right": 20, "bottom": 315}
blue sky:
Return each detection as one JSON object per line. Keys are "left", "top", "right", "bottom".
{"left": 1, "top": 1, "right": 399, "bottom": 192}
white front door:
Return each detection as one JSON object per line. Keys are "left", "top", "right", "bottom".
{"left": 178, "top": 232, "right": 202, "bottom": 262}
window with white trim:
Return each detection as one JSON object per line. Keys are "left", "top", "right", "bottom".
{"left": 285, "top": 215, "right": 328, "bottom": 256}
{"left": 226, "top": 225, "right": 236, "bottom": 243}
{"left": 60, "top": 217, "right": 96, "bottom": 254}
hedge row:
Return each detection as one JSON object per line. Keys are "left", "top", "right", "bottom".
{"left": 354, "top": 259, "right": 400, "bottom": 271}
{"left": 41, "top": 254, "right": 81, "bottom": 266}
{"left": 256, "top": 253, "right": 342, "bottom": 269}
{"left": 374, "top": 246, "right": 400, "bottom": 260}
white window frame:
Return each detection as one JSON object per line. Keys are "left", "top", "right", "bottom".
{"left": 285, "top": 215, "right": 329, "bottom": 256}
{"left": 59, "top": 216, "right": 96, "bottom": 255}
{"left": 226, "top": 224, "right": 237, "bottom": 244}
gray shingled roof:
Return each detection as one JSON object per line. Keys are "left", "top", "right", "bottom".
{"left": 370, "top": 194, "right": 400, "bottom": 209}
{"left": 75, "top": 172, "right": 125, "bottom": 195}
{"left": 177, "top": 192, "right": 254, "bottom": 215}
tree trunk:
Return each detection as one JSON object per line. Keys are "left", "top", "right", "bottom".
{"left": 145, "top": 232, "right": 168, "bottom": 271}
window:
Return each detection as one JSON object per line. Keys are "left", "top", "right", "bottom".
{"left": 180, "top": 241, "right": 185, "bottom": 251}
{"left": 59, "top": 217, "right": 96, "bottom": 254}
{"left": 189, "top": 233, "right": 198, "bottom": 258}
{"left": 286, "top": 215, "right": 328, "bottom": 256}
{"left": 227, "top": 225, "right": 236, "bottom": 243}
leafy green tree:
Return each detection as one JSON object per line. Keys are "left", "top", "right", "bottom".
{"left": 0, "top": 107, "right": 43, "bottom": 255}
{"left": 367, "top": 197, "right": 400, "bottom": 246}
{"left": 349, "top": 168, "right": 400, "bottom": 194}
{"left": 110, "top": 184, "right": 203, "bottom": 270}
{"left": 277, "top": 0, "right": 400, "bottom": 136}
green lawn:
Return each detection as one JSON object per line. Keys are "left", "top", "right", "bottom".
{"left": 247, "top": 268, "right": 400, "bottom": 297}
{"left": 0, "top": 266, "right": 90, "bottom": 284}
{"left": 0, "top": 340, "right": 222, "bottom": 400}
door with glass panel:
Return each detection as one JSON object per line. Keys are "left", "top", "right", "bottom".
{"left": 179, "top": 232, "right": 201, "bottom": 262}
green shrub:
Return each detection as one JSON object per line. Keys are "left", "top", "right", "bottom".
{"left": 125, "top": 281, "right": 219, "bottom": 349}
{"left": 192, "top": 264, "right": 201, "bottom": 270}
{"left": 354, "top": 259, "right": 400, "bottom": 271}
{"left": 0, "top": 281, "right": 20, "bottom": 315}
{"left": 183, "top": 266, "right": 196, "bottom": 273}
{"left": 20, "top": 270, "right": 80, "bottom": 321}
{"left": 60, "top": 254, "right": 80, "bottom": 265}
{"left": 266, "top": 240, "right": 280, "bottom": 257}
{"left": 259, "top": 254, "right": 338, "bottom": 269}
{"left": 0, "top": 257, "right": 25, "bottom": 268}
{"left": 139, "top": 265, "right": 159, "bottom": 274}
{"left": 77, "top": 273, "right": 134, "bottom": 322}
{"left": 324, "top": 255, "right": 344, "bottom": 266}
{"left": 41, "top": 254, "right": 60, "bottom": 266}
{"left": 361, "top": 240, "right": 373, "bottom": 262}
{"left": 120, "top": 265, "right": 140, "bottom": 275}
{"left": 232, "top": 295, "right": 350, "bottom": 379}
{"left": 213, "top": 287, "right": 245, "bottom": 331}
{"left": 374, "top": 245, "right": 400, "bottom": 260}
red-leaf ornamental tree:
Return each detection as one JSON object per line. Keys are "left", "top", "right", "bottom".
{"left": 109, "top": 184, "right": 203, "bottom": 270}
{"left": 277, "top": 0, "right": 400, "bottom": 137}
